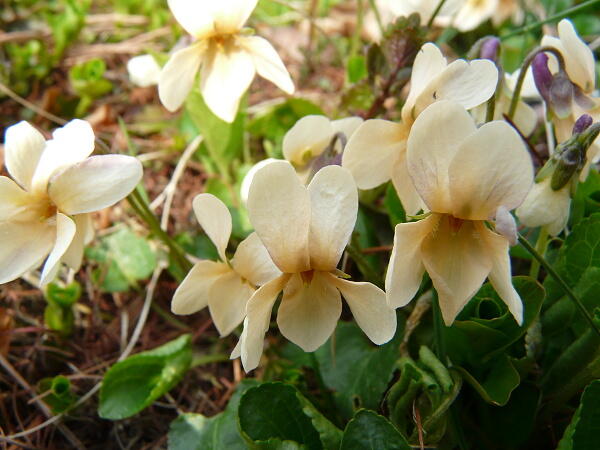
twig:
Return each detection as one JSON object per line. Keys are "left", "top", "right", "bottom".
{"left": 0, "top": 81, "right": 66, "bottom": 125}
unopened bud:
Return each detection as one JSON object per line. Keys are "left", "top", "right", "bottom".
{"left": 480, "top": 37, "right": 501, "bottom": 62}
{"left": 573, "top": 114, "right": 593, "bottom": 134}
{"left": 550, "top": 143, "right": 581, "bottom": 190}
{"left": 532, "top": 53, "right": 552, "bottom": 103}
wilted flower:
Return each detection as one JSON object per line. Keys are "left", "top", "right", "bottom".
{"left": 343, "top": 42, "right": 498, "bottom": 215}
{"left": 171, "top": 194, "right": 280, "bottom": 336}
{"left": 1, "top": 120, "right": 143, "bottom": 286}
{"left": 240, "top": 115, "right": 363, "bottom": 202}
{"left": 386, "top": 101, "right": 533, "bottom": 325}
{"left": 234, "top": 161, "right": 397, "bottom": 371}
{"left": 127, "top": 54, "right": 161, "bottom": 87}
{"left": 158, "top": 0, "right": 294, "bottom": 122}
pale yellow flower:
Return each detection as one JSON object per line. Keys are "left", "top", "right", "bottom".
{"left": 540, "top": 19, "right": 599, "bottom": 179}
{"left": 171, "top": 194, "right": 280, "bottom": 336}
{"left": 159, "top": 0, "right": 294, "bottom": 122}
{"left": 386, "top": 101, "right": 533, "bottom": 325}
{"left": 1, "top": 120, "right": 143, "bottom": 286}
{"left": 516, "top": 178, "right": 571, "bottom": 236}
{"left": 342, "top": 43, "right": 498, "bottom": 215}
{"left": 234, "top": 161, "right": 397, "bottom": 371}
{"left": 127, "top": 54, "right": 161, "bottom": 87}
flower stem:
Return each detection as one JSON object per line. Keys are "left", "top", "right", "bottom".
{"left": 427, "top": 0, "right": 448, "bottom": 28}
{"left": 431, "top": 291, "right": 447, "bottom": 362}
{"left": 529, "top": 227, "right": 548, "bottom": 279}
{"left": 518, "top": 233, "right": 600, "bottom": 338}
{"left": 507, "top": 46, "right": 566, "bottom": 121}
{"left": 501, "top": 0, "right": 600, "bottom": 40}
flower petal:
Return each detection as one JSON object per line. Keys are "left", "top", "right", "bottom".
{"left": 516, "top": 178, "right": 571, "bottom": 236}
{"left": 452, "top": 0, "right": 496, "bottom": 32}
{"left": 412, "top": 59, "right": 498, "bottom": 119}
{"left": 407, "top": 100, "right": 477, "bottom": 213}
{"left": 307, "top": 165, "right": 358, "bottom": 271}
{"left": 241, "top": 36, "right": 294, "bottom": 95}
{"left": 390, "top": 149, "right": 425, "bottom": 216}
{"left": 331, "top": 117, "right": 364, "bottom": 141}
{"left": 211, "top": 0, "right": 258, "bottom": 34}
{"left": 231, "top": 232, "right": 281, "bottom": 286}
{"left": 385, "top": 214, "right": 439, "bottom": 308}
{"left": 494, "top": 206, "right": 518, "bottom": 246}
{"left": 0, "top": 221, "right": 54, "bottom": 284}
{"left": 171, "top": 260, "right": 230, "bottom": 314}
{"left": 557, "top": 19, "right": 596, "bottom": 93}
{"left": 201, "top": 45, "right": 255, "bottom": 123}
{"left": 342, "top": 119, "right": 406, "bottom": 190}
{"left": 62, "top": 213, "right": 94, "bottom": 270}
{"left": 282, "top": 115, "right": 332, "bottom": 166}
{"left": 240, "top": 158, "right": 279, "bottom": 205}
{"left": 48, "top": 155, "right": 143, "bottom": 215}
{"left": 192, "top": 193, "right": 232, "bottom": 263}
{"left": 31, "top": 120, "right": 96, "bottom": 193}
{"left": 330, "top": 274, "right": 397, "bottom": 345}
{"left": 448, "top": 120, "right": 534, "bottom": 220}
{"left": 277, "top": 272, "right": 341, "bottom": 351}
{"left": 421, "top": 216, "right": 493, "bottom": 325}
{"left": 208, "top": 271, "right": 255, "bottom": 336}
{"left": 40, "top": 213, "right": 76, "bottom": 286}
{"left": 167, "top": 0, "right": 216, "bottom": 37}
{"left": 247, "top": 160, "right": 311, "bottom": 273}
{"left": 127, "top": 54, "right": 161, "bottom": 87}
{"left": 159, "top": 43, "right": 204, "bottom": 112}
{"left": 3, "top": 121, "right": 46, "bottom": 191}
{"left": 0, "top": 176, "right": 32, "bottom": 221}
{"left": 241, "top": 274, "right": 290, "bottom": 371}
{"left": 403, "top": 43, "right": 448, "bottom": 121}
{"left": 477, "top": 223, "right": 523, "bottom": 324}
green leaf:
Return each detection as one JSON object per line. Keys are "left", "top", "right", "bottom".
{"left": 558, "top": 380, "right": 600, "bottom": 450}
{"left": 314, "top": 320, "right": 404, "bottom": 420}
{"left": 456, "top": 355, "right": 520, "bottom": 406}
{"left": 38, "top": 375, "right": 78, "bottom": 414}
{"left": 238, "top": 382, "right": 343, "bottom": 449}
{"left": 99, "top": 334, "right": 192, "bottom": 419}
{"left": 106, "top": 227, "right": 157, "bottom": 284}
{"left": 340, "top": 410, "right": 410, "bottom": 450}
{"left": 168, "top": 380, "right": 258, "bottom": 450}
{"left": 46, "top": 282, "right": 81, "bottom": 307}
{"left": 347, "top": 55, "right": 368, "bottom": 83}
{"left": 571, "top": 169, "right": 600, "bottom": 225}
{"left": 383, "top": 183, "right": 406, "bottom": 227}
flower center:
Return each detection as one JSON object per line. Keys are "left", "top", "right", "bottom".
{"left": 447, "top": 215, "right": 465, "bottom": 234}
{"left": 300, "top": 270, "right": 314, "bottom": 285}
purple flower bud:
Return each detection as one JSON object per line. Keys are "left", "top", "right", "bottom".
{"left": 573, "top": 114, "right": 593, "bottom": 135}
{"left": 480, "top": 37, "right": 500, "bottom": 62}
{"left": 532, "top": 52, "right": 552, "bottom": 103}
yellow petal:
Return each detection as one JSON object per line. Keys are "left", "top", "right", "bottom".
{"left": 385, "top": 214, "right": 439, "bottom": 308}
{"left": 277, "top": 272, "right": 341, "bottom": 351}
{"left": 40, "top": 213, "right": 76, "bottom": 286}
{"left": 3, "top": 121, "right": 45, "bottom": 191}
{"left": 477, "top": 222, "right": 523, "bottom": 324}
{"left": 407, "top": 101, "right": 477, "bottom": 213}
{"left": 421, "top": 216, "right": 493, "bottom": 325}
{"left": 448, "top": 120, "right": 533, "bottom": 220}
{"left": 192, "top": 193, "right": 232, "bottom": 263}
{"left": 240, "top": 274, "right": 290, "bottom": 371}
{"left": 247, "top": 161, "right": 311, "bottom": 273}
{"left": 342, "top": 119, "right": 405, "bottom": 190}
{"left": 200, "top": 45, "right": 255, "bottom": 123}
{"left": 241, "top": 36, "right": 294, "bottom": 95}
{"left": 282, "top": 115, "right": 332, "bottom": 166}
{"left": 171, "top": 260, "right": 229, "bottom": 314}
{"left": 308, "top": 165, "right": 358, "bottom": 271}
{"left": 208, "top": 271, "right": 255, "bottom": 336}
{"left": 329, "top": 274, "right": 397, "bottom": 345}
{"left": 231, "top": 232, "right": 281, "bottom": 286}
{"left": 159, "top": 43, "right": 204, "bottom": 112}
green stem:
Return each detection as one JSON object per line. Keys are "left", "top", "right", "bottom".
{"left": 485, "top": 93, "right": 496, "bottom": 122}
{"left": 427, "top": 0, "right": 448, "bottom": 28}
{"left": 350, "top": 0, "right": 364, "bottom": 59}
{"left": 529, "top": 227, "right": 548, "bottom": 279}
{"left": 507, "top": 46, "right": 566, "bottom": 121}
{"left": 346, "top": 237, "right": 384, "bottom": 287}
{"left": 518, "top": 233, "right": 600, "bottom": 338}
{"left": 431, "top": 291, "right": 447, "bottom": 363}
{"left": 501, "top": 0, "right": 600, "bottom": 40}
{"left": 367, "top": 0, "right": 384, "bottom": 35}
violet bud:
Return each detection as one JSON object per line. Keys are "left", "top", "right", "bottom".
{"left": 573, "top": 114, "right": 593, "bottom": 135}
{"left": 532, "top": 52, "right": 552, "bottom": 103}
{"left": 480, "top": 37, "right": 501, "bottom": 62}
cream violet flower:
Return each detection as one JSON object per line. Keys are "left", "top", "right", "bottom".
{"left": 240, "top": 115, "right": 363, "bottom": 202}
{"left": 385, "top": 101, "right": 533, "bottom": 325}
{"left": 539, "top": 19, "right": 599, "bottom": 179}
{"left": 516, "top": 178, "right": 570, "bottom": 236}
{"left": 158, "top": 0, "right": 294, "bottom": 122}
{"left": 171, "top": 194, "right": 280, "bottom": 336}
{"left": 343, "top": 42, "right": 497, "bottom": 215}
{"left": 377, "top": 0, "right": 463, "bottom": 27}
{"left": 234, "top": 161, "right": 397, "bottom": 371}
{"left": 1, "top": 120, "right": 143, "bottom": 286}
{"left": 127, "top": 54, "right": 161, "bottom": 87}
